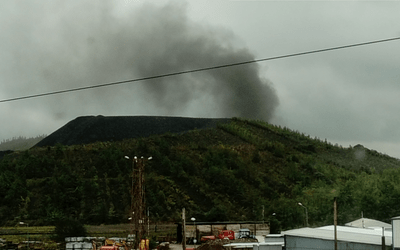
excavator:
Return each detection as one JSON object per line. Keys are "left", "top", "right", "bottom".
{"left": 94, "top": 238, "right": 149, "bottom": 250}
{"left": 92, "top": 238, "right": 129, "bottom": 250}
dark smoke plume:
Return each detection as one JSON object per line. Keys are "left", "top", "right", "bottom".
{"left": 0, "top": 1, "right": 278, "bottom": 124}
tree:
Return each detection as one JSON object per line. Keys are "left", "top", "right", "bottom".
{"left": 53, "top": 217, "right": 87, "bottom": 242}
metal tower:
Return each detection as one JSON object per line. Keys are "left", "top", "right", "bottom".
{"left": 126, "top": 156, "right": 151, "bottom": 249}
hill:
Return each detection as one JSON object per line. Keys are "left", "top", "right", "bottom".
{"left": 1, "top": 117, "right": 400, "bottom": 232}
{"left": 34, "top": 115, "right": 231, "bottom": 147}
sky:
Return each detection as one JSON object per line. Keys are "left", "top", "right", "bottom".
{"left": 1, "top": 0, "right": 400, "bottom": 158}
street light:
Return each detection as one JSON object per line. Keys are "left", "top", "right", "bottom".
{"left": 125, "top": 156, "right": 138, "bottom": 161}
{"left": 19, "top": 222, "right": 29, "bottom": 249}
{"left": 191, "top": 217, "right": 196, "bottom": 246}
{"left": 298, "top": 202, "right": 309, "bottom": 227}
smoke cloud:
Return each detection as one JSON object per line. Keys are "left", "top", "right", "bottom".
{"left": 0, "top": 0, "right": 278, "bottom": 138}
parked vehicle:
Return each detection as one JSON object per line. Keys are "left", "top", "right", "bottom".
{"left": 217, "top": 230, "right": 235, "bottom": 240}
{"left": 237, "top": 229, "right": 256, "bottom": 239}
{"left": 201, "top": 229, "right": 235, "bottom": 242}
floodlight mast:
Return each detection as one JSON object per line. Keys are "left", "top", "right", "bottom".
{"left": 191, "top": 217, "right": 196, "bottom": 245}
{"left": 125, "top": 155, "right": 152, "bottom": 249}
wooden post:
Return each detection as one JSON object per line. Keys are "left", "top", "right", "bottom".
{"left": 334, "top": 197, "right": 338, "bottom": 250}
{"left": 182, "top": 208, "right": 186, "bottom": 250}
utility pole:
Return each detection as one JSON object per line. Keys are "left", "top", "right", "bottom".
{"left": 334, "top": 197, "right": 338, "bottom": 250}
{"left": 262, "top": 205, "right": 265, "bottom": 224}
{"left": 182, "top": 208, "right": 186, "bottom": 250}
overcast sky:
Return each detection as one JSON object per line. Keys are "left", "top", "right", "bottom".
{"left": 1, "top": 0, "right": 400, "bottom": 158}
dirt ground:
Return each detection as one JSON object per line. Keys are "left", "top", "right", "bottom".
{"left": 169, "top": 243, "right": 185, "bottom": 250}
{"left": 167, "top": 241, "right": 231, "bottom": 250}
{"left": 163, "top": 243, "right": 198, "bottom": 250}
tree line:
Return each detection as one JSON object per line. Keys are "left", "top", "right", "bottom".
{"left": 0, "top": 135, "right": 46, "bottom": 151}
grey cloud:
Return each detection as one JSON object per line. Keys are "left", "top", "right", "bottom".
{"left": 0, "top": 0, "right": 278, "bottom": 132}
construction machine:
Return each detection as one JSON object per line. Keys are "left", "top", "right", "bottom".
{"left": 98, "top": 238, "right": 129, "bottom": 250}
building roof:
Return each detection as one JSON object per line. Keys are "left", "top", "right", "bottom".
{"left": 319, "top": 225, "right": 391, "bottom": 236}
{"left": 223, "top": 242, "right": 284, "bottom": 249}
{"left": 178, "top": 221, "right": 265, "bottom": 225}
{"left": 223, "top": 242, "right": 259, "bottom": 249}
{"left": 282, "top": 225, "right": 391, "bottom": 246}
{"left": 345, "top": 218, "right": 391, "bottom": 229}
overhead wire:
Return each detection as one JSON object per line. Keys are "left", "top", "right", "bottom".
{"left": 1, "top": 36, "right": 399, "bottom": 104}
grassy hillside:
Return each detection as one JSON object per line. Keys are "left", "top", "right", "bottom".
{"left": 1, "top": 117, "right": 400, "bottom": 232}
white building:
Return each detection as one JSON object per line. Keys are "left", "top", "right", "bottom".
{"left": 223, "top": 217, "right": 394, "bottom": 250}
{"left": 282, "top": 225, "right": 391, "bottom": 250}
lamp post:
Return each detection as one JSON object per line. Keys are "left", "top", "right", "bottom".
{"left": 262, "top": 205, "right": 265, "bottom": 224}
{"left": 298, "top": 202, "right": 309, "bottom": 227}
{"left": 191, "top": 217, "right": 196, "bottom": 247}
{"left": 269, "top": 213, "right": 277, "bottom": 234}
{"left": 19, "top": 222, "right": 29, "bottom": 249}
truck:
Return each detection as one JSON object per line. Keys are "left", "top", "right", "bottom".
{"left": 237, "top": 229, "right": 256, "bottom": 239}
{"left": 217, "top": 230, "right": 235, "bottom": 240}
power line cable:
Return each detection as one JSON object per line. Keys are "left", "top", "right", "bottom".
{"left": 1, "top": 36, "right": 399, "bottom": 104}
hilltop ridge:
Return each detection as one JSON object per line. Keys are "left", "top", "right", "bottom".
{"left": 34, "top": 115, "right": 231, "bottom": 147}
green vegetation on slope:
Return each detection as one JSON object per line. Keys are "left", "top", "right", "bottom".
{"left": 1, "top": 118, "right": 400, "bottom": 232}
{"left": 0, "top": 135, "right": 46, "bottom": 151}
